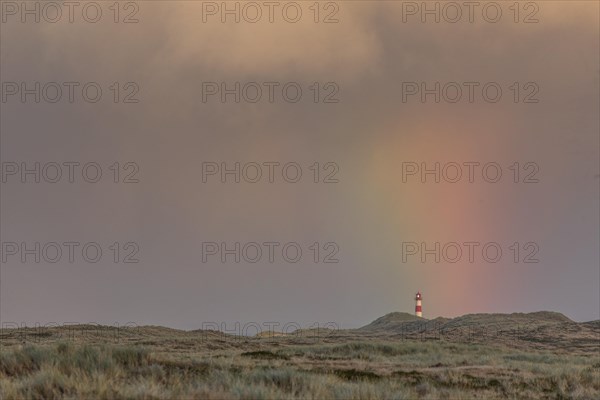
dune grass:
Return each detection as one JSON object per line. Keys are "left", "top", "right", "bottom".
{"left": 0, "top": 340, "right": 598, "bottom": 399}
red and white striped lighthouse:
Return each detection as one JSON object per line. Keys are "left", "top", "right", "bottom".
{"left": 415, "top": 291, "right": 423, "bottom": 317}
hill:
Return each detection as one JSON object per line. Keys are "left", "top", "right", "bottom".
{"left": 357, "top": 312, "right": 423, "bottom": 331}
{"left": 355, "top": 311, "right": 598, "bottom": 354}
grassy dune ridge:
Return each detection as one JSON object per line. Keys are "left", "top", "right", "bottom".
{"left": 0, "top": 312, "right": 598, "bottom": 399}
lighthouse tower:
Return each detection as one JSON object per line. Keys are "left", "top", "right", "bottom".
{"left": 415, "top": 291, "right": 423, "bottom": 317}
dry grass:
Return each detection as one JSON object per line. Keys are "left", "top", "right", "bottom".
{"left": 1, "top": 338, "right": 598, "bottom": 399}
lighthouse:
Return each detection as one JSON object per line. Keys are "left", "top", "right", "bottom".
{"left": 415, "top": 291, "right": 423, "bottom": 317}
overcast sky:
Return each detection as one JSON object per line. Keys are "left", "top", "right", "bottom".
{"left": 1, "top": 1, "right": 598, "bottom": 330}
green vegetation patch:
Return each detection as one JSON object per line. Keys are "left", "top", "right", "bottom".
{"left": 241, "top": 350, "right": 290, "bottom": 360}
{"left": 334, "top": 369, "right": 381, "bottom": 381}
{"left": 391, "top": 370, "right": 424, "bottom": 385}
{"left": 155, "top": 359, "right": 212, "bottom": 377}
